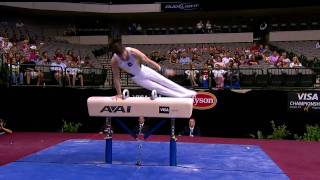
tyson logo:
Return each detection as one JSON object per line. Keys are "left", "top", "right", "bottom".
{"left": 193, "top": 92, "right": 217, "bottom": 110}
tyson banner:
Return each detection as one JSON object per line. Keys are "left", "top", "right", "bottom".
{"left": 193, "top": 92, "right": 217, "bottom": 110}
{"left": 288, "top": 91, "right": 320, "bottom": 112}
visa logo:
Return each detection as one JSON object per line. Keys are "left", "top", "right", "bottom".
{"left": 159, "top": 106, "right": 170, "bottom": 114}
{"left": 297, "top": 93, "right": 318, "bottom": 101}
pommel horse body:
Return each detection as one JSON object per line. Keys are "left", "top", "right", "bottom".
{"left": 87, "top": 90, "right": 193, "bottom": 166}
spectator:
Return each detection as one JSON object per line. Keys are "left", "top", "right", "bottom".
{"left": 2, "top": 38, "right": 12, "bottom": 53}
{"left": 82, "top": 56, "right": 94, "bottom": 68}
{"left": 132, "top": 23, "right": 137, "bottom": 34}
{"left": 7, "top": 57, "right": 20, "bottom": 85}
{"left": 263, "top": 51, "right": 271, "bottom": 63}
{"left": 179, "top": 51, "right": 191, "bottom": 65}
{"left": 247, "top": 55, "right": 259, "bottom": 66}
{"left": 99, "top": 121, "right": 113, "bottom": 138}
{"left": 11, "top": 34, "right": 19, "bottom": 43}
{"left": 128, "top": 24, "right": 134, "bottom": 35}
{"left": 17, "top": 56, "right": 29, "bottom": 85}
{"left": 214, "top": 56, "right": 225, "bottom": 68}
{"left": 185, "top": 63, "right": 199, "bottom": 88}
{"left": 263, "top": 45, "right": 272, "bottom": 55}
{"left": 258, "top": 44, "right": 265, "bottom": 53}
{"left": 28, "top": 45, "right": 40, "bottom": 62}
{"left": 196, "top": 20, "right": 204, "bottom": 33}
{"left": 191, "top": 53, "right": 202, "bottom": 63}
{"left": 150, "top": 50, "right": 164, "bottom": 63}
{"left": 136, "top": 24, "right": 143, "bottom": 34}
{"left": 50, "top": 57, "right": 67, "bottom": 86}
{"left": 10, "top": 42, "right": 19, "bottom": 54}
{"left": 269, "top": 51, "right": 279, "bottom": 64}
{"left": 250, "top": 42, "right": 259, "bottom": 52}
{"left": 15, "top": 20, "right": 24, "bottom": 28}
{"left": 212, "top": 63, "right": 226, "bottom": 89}
{"left": 169, "top": 53, "right": 178, "bottom": 64}
{"left": 133, "top": 116, "right": 149, "bottom": 138}
{"left": 36, "top": 51, "right": 51, "bottom": 86}
{"left": 316, "top": 40, "right": 320, "bottom": 49}
{"left": 290, "top": 56, "right": 302, "bottom": 68}
{"left": 181, "top": 118, "right": 201, "bottom": 137}
{"left": 65, "top": 50, "right": 75, "bottom": 64}
{"left": 200, "top": 64, "right": 209, "bottom": 88}
{"left": 54, "top": 49, "right": 65, "bottom": 61}
{"left": 0, "top": 119, "right": 12, "bottom": 135}
{"left": 66, "top": 61, "right": 83, "bottom": 87}
{"left": 224, "top": 66, "right": 240, "bottom": 89}
{"left": 206, "top": 20, "right": 212, "bottom": 33}
{"left": 276, "top": 52, "right": 291, "bottom": 68}
{"left": 206, "top": 59, "right": 214, "bottom": 68}
{"left": 254, "top": 50, "right": 263, "bottom": 61}
{"left": 227, "top": 59, "right": 239, "bottom": 68}
{"left": 222, "top": 52, "right": 232, "bottom": 65}
{"left": 22, "top": 39, "right": 30, "bottom": 54}
{"left": 23, "top": 47, "right": 38, "bottom": 85}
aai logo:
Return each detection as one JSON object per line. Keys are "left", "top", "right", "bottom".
{"left": 159, "top": 106, "right": 170, "bottom": 114}
{"left": 100, "top": 106, "right": 131, "bottom": 113}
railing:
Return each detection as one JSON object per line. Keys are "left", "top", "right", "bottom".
{"left": 0, "top": 53, "right": 8, "bottom": 87}
{"left": 6, "top": 64, "right": 111, "bottom": 88}
{"left": 2, "top": 64, "right": 320, "bottom": 89}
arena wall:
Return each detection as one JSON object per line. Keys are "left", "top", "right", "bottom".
{"left": 122, "top": 33, "right": 254, "bottom": 44}
{"left": 55, "top": 36, "right": 109, "bottom": 45}
{"left": 269, "top": 30, "right": 320, "bottom": 41}
{"left": 0, "top": 87, "right": 318, "bottom": 138}
{"left": 0, "top": 2, "right": 160, "bottom": 13}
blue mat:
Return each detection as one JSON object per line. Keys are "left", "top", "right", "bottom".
{"left": 0, "top": 140, "right": 289, "bottom": 180}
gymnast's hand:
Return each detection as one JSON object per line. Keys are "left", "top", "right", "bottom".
{"left": 112, "top": 94, "right": 123, "bottom": 100}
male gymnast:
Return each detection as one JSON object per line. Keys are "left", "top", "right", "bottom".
{"left": 110, "top": 41, "right": 196, "bottom": 98}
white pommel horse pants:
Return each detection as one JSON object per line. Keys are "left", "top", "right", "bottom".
{"left": 131, "top": 65, "right": 196, "bottom": 98}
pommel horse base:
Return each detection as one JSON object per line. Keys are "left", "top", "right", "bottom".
{"left": 87, "top": 90, "right": 193, "bottom": 166}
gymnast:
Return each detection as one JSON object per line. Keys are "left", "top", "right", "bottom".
{"left": 110, "top": 40, "right": 196, "bottom": 98}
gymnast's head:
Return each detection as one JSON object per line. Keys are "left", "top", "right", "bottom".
{"left": 110, "top": 40, "right": 128, "bottom": 60}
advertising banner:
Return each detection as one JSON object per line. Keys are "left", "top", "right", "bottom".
{"left": 161, "top": 2, "right": 201, "bottom": 12}
{"left": 288, "top": 92, "right": 320, "bottom": 112}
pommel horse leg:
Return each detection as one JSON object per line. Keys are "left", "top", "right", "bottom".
{"left": 105, "top": 117, "right": 112, "bottom": 164}
{"left": 170, "top": 118, "right": 177, "bottom": 166}
{"left": 105, "top": 89, "right": 133, "bottom": 164}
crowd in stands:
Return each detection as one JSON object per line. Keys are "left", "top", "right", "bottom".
{"left": 128, "top": 23, "right": 143, "bottom": 35}
{"left": 196, "top": 20, "right": 213, "bottom": 33}
{"left": 144, "top": 42, "right": 304, "bottom": 89}
{"left": 0, "top": 18, "right": 315, "bottom": 89}
{"left": 0, "top": 20, "right": 97, "bottom": 87}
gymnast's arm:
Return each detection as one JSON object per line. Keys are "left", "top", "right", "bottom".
{"left": 130, "top": 48, "right": 174, "bottom": 76}
{"left": 111, "top": 58, "right": 122, "bottom": 97}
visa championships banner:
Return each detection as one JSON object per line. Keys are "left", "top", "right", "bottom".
{"left": 288, "top": 92, "right": 320, "bottom": 112}
{"left": 161, "top": 2, "right": 202, "bottom": 12}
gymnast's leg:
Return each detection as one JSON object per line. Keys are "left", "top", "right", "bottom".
{"left": 132, "top": 76, "right": 190, "bottom": 98}
{"left": 140, "top": 66, "right": 196, "bottom": 98}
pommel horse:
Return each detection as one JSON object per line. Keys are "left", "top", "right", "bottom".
{"left": 87, "top": 89, "right": 193, "bottom": 166}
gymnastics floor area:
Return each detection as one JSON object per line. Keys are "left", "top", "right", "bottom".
{"left": 1, "top": 132, "right": 319, "bottom": 180}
